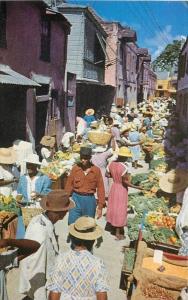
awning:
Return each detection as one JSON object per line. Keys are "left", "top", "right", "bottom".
{"left": 0, "top": 64, "right": 40, "bottom": 87}
{"left": 31, "top": 72, "right": 51, "bottom": 85}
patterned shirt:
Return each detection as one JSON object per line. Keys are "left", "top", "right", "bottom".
{"left": 46, "top": 249, "right": 109, "bottom": 300}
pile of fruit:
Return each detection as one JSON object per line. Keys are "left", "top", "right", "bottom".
{"left": 41, "top": 161, "right": 67, "bottom": 180}
{"left": 142, "top": 283, "right": 175, "bottom": 300}
{"left": 146, "top": 213, "right": 176, "bottom": 229}
{"left": 0, "top": 194, "right": 19, "bottom": 216}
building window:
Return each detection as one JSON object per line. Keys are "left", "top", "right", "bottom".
{"left": 40, "top": 17, "right": 51, "bottom": 62}
{"left": 0, "top": 2, "right": 7, "bottom": 48}
{"left": 158, "top": 85, "right": 163, "bottom": 89}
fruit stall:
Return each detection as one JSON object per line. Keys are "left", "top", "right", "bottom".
{"left": 120, "top": 169, "right": 186, "bottom": 297}
{"left": 0, "top": 194, "right": 19, "bottom": 239}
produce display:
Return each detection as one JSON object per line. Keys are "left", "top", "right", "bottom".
{"left": 40, "top": 161, "right": 68, "bottom": 180}
{"left": 0, "top": 194, "right": 19, "bottom": 216}
{"left": 146, "top": 213, "right": 176, "bottom": 229}
{"left": 127, "top": 193, "right": 180, "bottom": 246}
{"left": 141, "top": 283, "right": 175, "bottom": 300}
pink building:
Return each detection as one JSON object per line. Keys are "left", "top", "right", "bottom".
{"left": 102, "top": 22, "right": 137, "bottom": 107}
{"left": 0, "top": 1, "right": 73, "bottom": 147}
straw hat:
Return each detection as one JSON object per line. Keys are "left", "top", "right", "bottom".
{"left": 85, "top": 109, "right": 95, "bottom": 116}
{"left": 0, "top": 147, "right": 17, "bottom": 164}
{"left": 159, "top": 169, "right": 188, "bottom": 193}
{"left": 118, "top": 147, "right": 132, "bottom": 157}
{"left": 120, "top": 125, "right": 131, "bottom": 134}
{"left": 40, "top": 190, "right": 75, "bottom": 212}
{"left": 92, "top": 145, "right": 107, "bottom": 153}
{"left": 40, "top": 136, "right": 55, "bottom": 148}
{"left": 143, "top": 111, "right": 154, "bottom": 116}
{"left": 69, "top": 216, "right": 102, "bottom": 240}
{"left": 24, "top": 154, "right": 41, "bottom": 165}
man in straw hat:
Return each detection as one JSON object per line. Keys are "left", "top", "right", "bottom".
{"left": 65, "top": 147, "right": 105, "bottom": 224}
{"left": 47, "top": 216, "right": 109, "bottom": 300}
{"left": 0, "top": 190, "right": 75, "bottom": 300}
{"left": 40, "top": 136, "right": 56, "bottom": 166}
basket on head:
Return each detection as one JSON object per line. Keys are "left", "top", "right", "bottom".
{"left": 21, "top": 207, "right": 43, "bottom": 227}
{"left": 88, "top": 131, "right": 111, "bottom": 145}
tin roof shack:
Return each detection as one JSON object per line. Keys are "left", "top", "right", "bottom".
{"left": 176, "top": 37, "right": 188, "bottom": 133}
{"left": 0, "top": 1, "right": 71, "bottom": 146}
{"left": 57, "top": 4, "right": 115, "bottom": 117}
{"left": 0, "top": 65, "right": 39, "bottom": 147}
{"left": 102, "top": 22, "right": 137, "bottom": 108}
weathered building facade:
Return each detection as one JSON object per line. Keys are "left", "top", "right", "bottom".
{"left": 176, "top": 38, "right": 188, "bottom": 133}
{"left": 102, "top": 22, "right": 156, "bottom": 108}
{"left": 57, "top": 4, "right": 115, "bottom": 116}
{"left": 0, "top": 1, "right": 71, "bottom": 146}
{"left": 102, "top": 22, "right": 138, "bottom": 107}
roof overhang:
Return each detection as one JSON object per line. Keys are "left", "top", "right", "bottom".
{"left": 31, "top": 72, "right": 51, "bottom": 85}
{"left": 0, "top": 65, "right": 40, "bottom": 87}
{"left": 119, "top": 29, "right": 137, "bottom": 42}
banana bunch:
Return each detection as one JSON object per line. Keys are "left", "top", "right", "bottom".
{"left": 0, "top": 194, "right": 14, "bottom": 205}
{"left": 54, "top": 151, "right": 72, "bottom": 160}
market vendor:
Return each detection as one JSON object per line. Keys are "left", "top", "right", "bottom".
{"left": 0, "top": 190, "right": 75, "bottom": 300}
{"left": 17, "top": 153, "right": 52, "bottom": 202}
{"left": 65, "top": 147, "right": 105, "bottom": 224}
{"left": 92, "top": 145, "right": 114, "bottom": 199}
{"left": 83, "top": 108, "right": 96, "bottom": 127}
{"left": 159, "top": 169, "right": 188, "bottom": 242}
{"left": 0, "top": 147, "right": 18, "bottom": 196}
{"left": 76, "top": 116, "right": 87, "bottom": 141}
{"left": 60, "top": 132, "right": 75, "bottom": 151}
{"left": 119, "top": 125, "right": 142, "bottom": 149}
{"left": 143, "top": 111, "right": 154, "bottom": 138}
{"left": 40, "top": 135, "right": 56, "bottom": 166}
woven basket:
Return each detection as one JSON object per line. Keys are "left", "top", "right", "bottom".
{"left": 88, "top": 131, "right": 111, "bottom": 145}
{"left": 21, "top": 207, "right": 43, "bottom": 227}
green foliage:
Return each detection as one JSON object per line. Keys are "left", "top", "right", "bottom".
{"left": 152, "top": 40, "right": 182, "bottom": 71}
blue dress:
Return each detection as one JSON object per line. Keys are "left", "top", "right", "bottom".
{"left": 129, "top": 131, "right": 141, "bottom": 162}
{"left": 84, "top": 115, "right": 96, "bottom": 127}
{"left": 16, "top": 174, "right": 52, "bottom": 239}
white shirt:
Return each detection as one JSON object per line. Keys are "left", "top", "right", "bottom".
{"left": 0, "top": 165, "right": 14, "bottom": 196}
{"left": 176, "top": 187, "right": 188, "bottom": 239}
{"left": 19, "top": 214, "right": 59, "bottom": 300}
{"left": 26, "top": 175, "right": 39, "bottom": 201}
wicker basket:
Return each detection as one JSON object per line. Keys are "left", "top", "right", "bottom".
{"left": 21, "top": 207, "right": 43, "bottom": 227}
{"left": 88, "top": 131, "right": 111, "bottom": 145}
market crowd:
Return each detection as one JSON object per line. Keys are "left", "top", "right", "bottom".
{"left": 0, "top": 97, "right": 188, "bottom": 300}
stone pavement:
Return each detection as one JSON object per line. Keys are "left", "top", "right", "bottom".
{"left": 7, "top": 160, "right": 149, "bottom": 300}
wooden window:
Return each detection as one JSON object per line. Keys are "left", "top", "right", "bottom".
{"left": 158, "top": 85, "right": 163, "bottom": 89}
{"left": 0, "top": 2, "right": 7, "bottom": 48}
{"left": 40, "top": 17, "right": 51, "bottom": 62}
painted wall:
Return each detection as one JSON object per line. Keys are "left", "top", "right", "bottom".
{"left": 60, "top": 12, "right": 84, "bottom": 79}
{"left": 0, "top": 1, "right": 69, "bottom": 144}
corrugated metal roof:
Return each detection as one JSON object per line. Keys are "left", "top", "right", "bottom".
{"left": 0, "top": 64, "right": 40, "bottom": 87}
{"left": 31, "top": 73, "right": 51, "bottom": 85}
